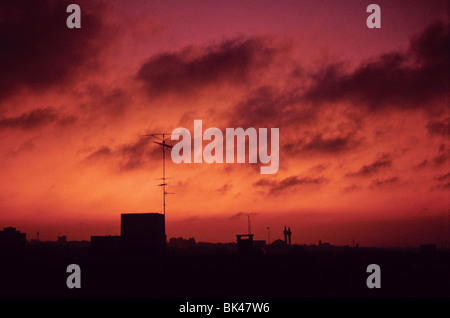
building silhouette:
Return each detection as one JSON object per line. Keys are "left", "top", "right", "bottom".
{"left": 420, "top": 243, "right": 437, "bottom": 255}
{"left": 57, "top": 235, "right": 67, "bottom": 244}
{"left": 169, "top": 237, "right": 196, "bottom": 249}
{"left": 0, "top": 227, "right": 26, "bottom": 251}
{"left": 236, "top": 234, "right": 254, "bottom": 256}
{"left": 121, "top": 213, "right": 166, "bottom": 254}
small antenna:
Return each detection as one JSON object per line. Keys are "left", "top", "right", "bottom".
{"left": 248, "top": 214, "right": 251, "bottom": 235}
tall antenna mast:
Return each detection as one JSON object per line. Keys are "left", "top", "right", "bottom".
{"left": 248, "top": 214, "right": 251, "bottom": 235}
{"left": 140, "top": 133, "right": 174, "bottom": 217}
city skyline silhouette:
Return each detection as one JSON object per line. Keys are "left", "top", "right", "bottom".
{"left": 1, "top": 214, "right": 449, "bottom": 298}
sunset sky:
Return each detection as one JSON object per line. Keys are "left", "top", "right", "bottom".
{"left": 0, "top": 0, "right": 448, "bottom": 247}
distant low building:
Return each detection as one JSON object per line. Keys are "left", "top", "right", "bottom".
{"left": 57, "top": 236, "right": 67, "bottom": 244}
{"left": 253, "top": 240, "right": 266, "bottom": 249}
{"left": 420, "top": 244, "right": 437, "bottom": 255}
{"left": 169, "top": 237, "right": 196, "bottom": 249}
{"left": 266, "top": 239, "right": 289, "bottom": 254}
{"left": 67, "top": 240, "right": 91, "bottom": 259}
{"left": 91, "top": 235, "right": 122, "bottom": 255}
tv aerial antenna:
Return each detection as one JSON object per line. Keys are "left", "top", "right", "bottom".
{"left": 140, "top": 133, "right": 177, "bottom": 217}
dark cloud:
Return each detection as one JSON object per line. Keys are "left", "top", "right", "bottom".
{"left": 414, "top": 159, "right": 428, "bottom": 169}
{"left": 301, "top": 133, "right": 360, "bottom": 154}
{"left": 84, "top": 146, "right": 112, "bottom": 161}
{"left": 7, "top": 139, "right": 36, "bottom": 157}
{"left": 433, "top": 144, "right": 449, "bottom": 165}
{"left": 254, "top": 175, "right": 327, "bottom": 195}
{"left": 80, "top": 86, "right": 132, "bottom": 118}
{"left": 346, "top": 154, "right": 392, "bottom": 177}
{"left": 0, "top": 0, "right": 112, "bottom": 103}
{"left": 418, "top": 207, "right": 429, "bottom": 215}
{"left": 0, "top": 107, "right": 75, "bottom": 130}
{"left": 310, "top": 164, "right": 328, "bottom": 173}
{"left": 137, "top": 37, "right": 283, "bottom": 97}
{"left": 427, "top": 117, "right": 450, "bottom": 137}
{"left": 283, "top": 133, "right": 360, "bottom": 156}
{"left": 229, "top": 86, "right": 316, "bottom": 128}
{"left": 431, "top": 172, "right": 450, "bottom": 190}
{"left": 436, "top": 172, "right": 450, "bottom": 182}
{"left": 438, "top": 183, "right": 450, "bottom": 189}
{"left": 117, "top": 137, "right": 161, "bottom": 171}
{"left": 432, "top": 171, "right": 450, "bottom": 190}
{"left": 226, "top": 85, "right": 363, "bottom": 157}
{"left": 433, "top": 154, "right": 447, "bottom": 165}
{"left": 216, "top": 183, "right": 232, "bottom": 195}
{"left": 84, "top": 136, "right": 162, "bottom": 171}
{"left": 370, "top": 177, "right": 400, "bottom": 188}
{"left": 303, "top": 21, "right": 450, "bottom": 111}
{"left": 342, "top": 184, "right": 360, "bottom": 193}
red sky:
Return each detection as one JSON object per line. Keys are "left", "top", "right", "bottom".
{"left": 0, "top": 0, "right": 448, "bottom": 247}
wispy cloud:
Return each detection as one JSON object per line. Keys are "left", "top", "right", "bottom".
{"left": 0, "top": 108, "right": 76, "bottom": 130}
{"left": 229, "top": 211, "right": 257, "bottom": 220}
{"left": 346, "top": 154, "right": 392, "bottom": 177}
{"left": 255, "top": 175, "right": 328, "bottom": 195}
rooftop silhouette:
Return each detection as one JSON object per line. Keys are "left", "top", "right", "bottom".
{"left": 0, "top": 222, "right": 448, "bottom": 298}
